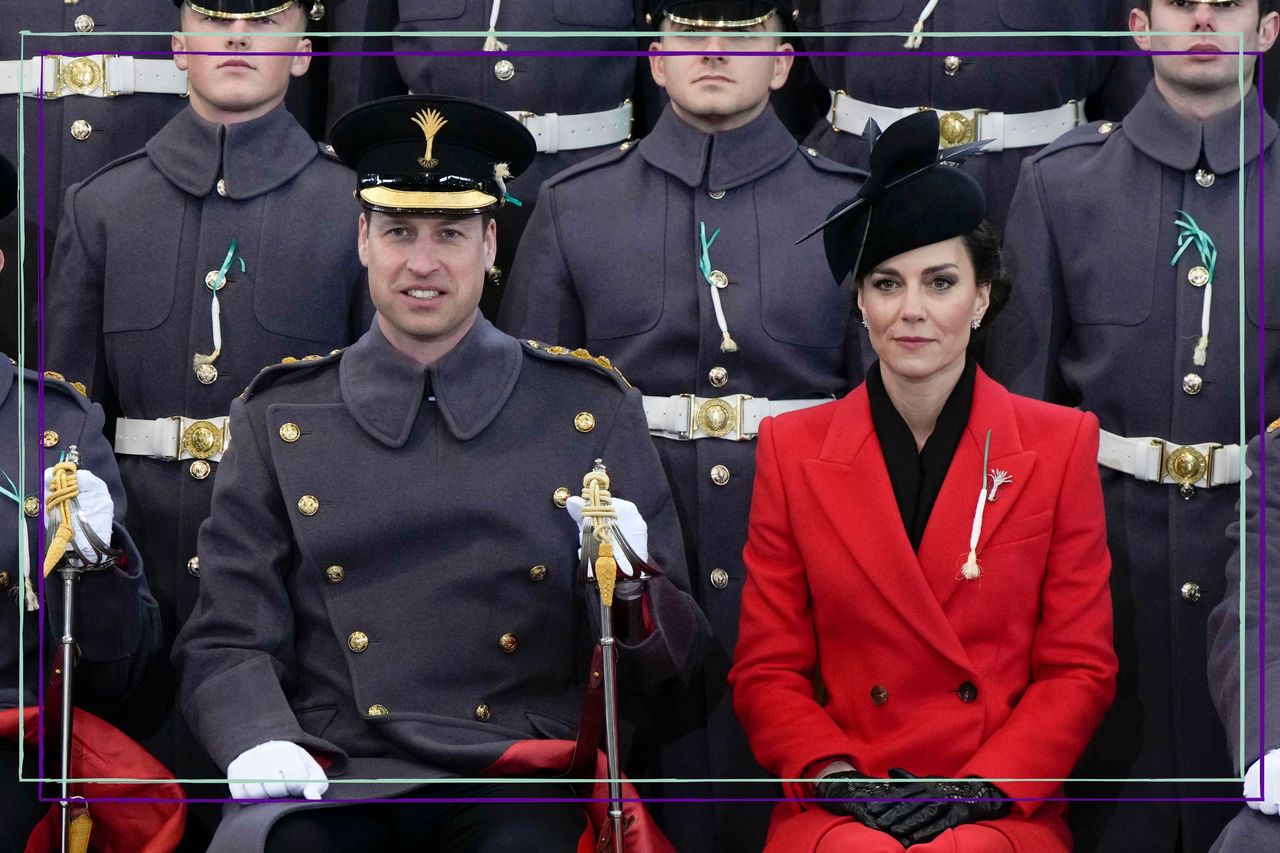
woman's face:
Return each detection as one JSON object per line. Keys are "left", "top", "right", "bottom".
{"left": 856, "top": 236, "right": 990, "bottom": 384}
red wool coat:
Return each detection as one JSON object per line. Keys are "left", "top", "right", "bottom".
{"left": 729, "top": 369, "right": 1117, "bottom": 852}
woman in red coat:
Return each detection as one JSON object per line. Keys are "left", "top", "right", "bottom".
{"left": 728, "top": 113, "right": 1118, "bottom": 853}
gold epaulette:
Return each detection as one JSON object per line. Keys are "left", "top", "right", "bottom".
{"left": 522, "top": 340, "right": 631, "bottom": 388}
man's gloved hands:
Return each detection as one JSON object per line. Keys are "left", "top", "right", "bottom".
{"left": 227, "top": 740, "right": 328, "bottom": 801}
{"left": 815, "top": 768, "right": 931, "bottom": 832}
{"left": 565, "top": 495, "right": 648, "bottom": 576}
{"left": 43, "top": 467, "right": 112, "bottom": 556}
{"left": 1245, "top": 749, "right": 1280, "bottom": 815}
{"left": 873, "top": 768, "right": 1012, "bottom": 847}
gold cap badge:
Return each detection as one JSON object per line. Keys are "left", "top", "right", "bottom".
{"left": 410, "top": 108, "right": 448, "bottom": 169}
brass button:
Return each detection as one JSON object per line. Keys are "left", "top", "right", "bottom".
{"left": 216, "top": 178, "right": 228, "bottom": 198}
{"left": 279, "top": 422, "right": 301, "bottom": 442}
{"left": 709, "top": 269, "right": 729, "bottom": 289}
{"left": 943, "top": 55, "right": 962, "bottom": 76}
{"left": 494, "top": 59, "right": 515, "bottom": 81}
{"left": 1098, "top": 122, "right": 1114, "bottom": 135}
{"left": 806, "top": 147, "right": 818, "bottom": 157}
{"left": 348, "top": 631, "right": 369, "bottom": 653}
{"left": 957, "top": 681, "right": 978, "bottom": 703}
{"left": 41, "top": 429, "right": 59, "bottom": 448}
{"left": 475, "top": 703, "right": 492, "bottom": 722}
{"left": 710, "top": 464, "right": 730, "bottom": 486}
{"left": 298, "top": 495, "right": 320, "bottom": 516}
{"left": 309, "top": 1, "right": 326, "bottom": 21}
{"left": 529, "top": 564, "right": 548, "bottom": 582}
{"left": 619, "top": 140, "right": 632, "bottom": 152}
{"left": 552, "top": 486, "right": 571, "bottom": 508}
{"left": 204, "top": 270, "right": 222, "bottom": 289}
{"left": 195, "top": 362, "right": 218, "bottom": 384}
{"left": 574, "top": 412, "right": 595, "bottom": 433}
{"left": 0, "top": 571, "right": 9, "bottom": 591}
{"left": 24, "top": 496, "right": 40, "bottom": 517}
{"left": 709, "top": 568, "right": 730, "bottom": 590}
{"left": 187, "top": 556, "right": 200, "bottom": 578}
{"left": 189, "top": 459, "right": 211, "bottom": 480}
{"left": 1181, "top": 582, "right": 1202, "bottom": 603}
{"left": 499, "top": 633, "right": 518, "bottom": 653}
{"left": 1187, "top": 266, "right": 1210, "bottom": 288}
{"left": 70, "top": 119, "right": 92, "bottom": 140}
{"left": 74, "top": 14, "right": 94, "bottom": 32}
{"left": 708, "top": 189, "right": 726, "bottom": 200}
{"left": 1182, "top": 373, "right": 1203, "bottom": 395}
{"left": 367, "top": 704, "right": 389, "bottom": 716}
{"left": 870, "top": 685, "right": 888, "bottom": 705}
{"left": 1195, "top": 169, "right": 1215, "bottom": 188}
{"left": 709, "top": 366, "right": 728, "bottom": 388}
{"left": 325, "top": 564, "right": 345, "bottom": 583}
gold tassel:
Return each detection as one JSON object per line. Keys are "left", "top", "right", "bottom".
{"left": 69, "top": 809, "right": 93, "bottom": 853}
{"left": 719, "top": 330, "right": 739, "bottom": 353}
{"left": 596, "top": 539, "right": 617, "bottom": 608}
{"left": 42, "top": 460, "right": 80, "bottom": 578}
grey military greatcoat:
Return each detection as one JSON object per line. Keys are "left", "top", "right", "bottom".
{"left": 796, "top": 0, "right": 1148, "bottom": 231}
{"left": 499, "top": 103, "right": 865, "bottom": 853}
{"left": 43, "top": 102, "right": 370, "bottom": 793}
{"left": 173, "top": 316, "right": 709, "bottom": 852}
{"left": 1207, "top": 429, "right": 1280, "bottom": 852}
{"left": 1, "top": 356, "right": 157, "bottom": 715}
{"left": 988, "top": 84, "right": 1280, "bottom": 853}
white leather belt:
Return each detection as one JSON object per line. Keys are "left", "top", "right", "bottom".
{"left": 643, "top": 394, "right": 827, "bottom": 441}
{"left": 828, "top": 90, "right": 1083, "bottom": 152}
{"left": 507, "top": 101, "right": 632, "bottom": 154}
{"left": 115, "top": 416, "right": 231, "bottom": 462}
{"left": 1098, "top": 429, "right": 1242, "bottom": 493}
{"left": 0, "top": 55, "right": 188, "bottom": 98}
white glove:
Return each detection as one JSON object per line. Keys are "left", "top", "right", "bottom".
{"left": 565, "top": 495, "right": 648, "bottom": 577}
{"left": 227, "top": 740, "right": 329, "bottom": 801}
{"left": 1244, "top": 749, "right": 1280, "bottom": 815}
{"left": 43, "top": 467, "right": 113, "bottom": 556}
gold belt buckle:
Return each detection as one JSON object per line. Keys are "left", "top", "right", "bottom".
{"left": 1166, "top": 444, "right": 1207, "bottom": 498}
{"left": 696, "top": 395, "right": 753, "bottom": 439}
{"left": 182, "top": 419, "right": 225, "bottom": 460}
{"left": 46, "top": 54, "right": 117, "bottom": 99}
{"left": 937, "top": 108, "right": 985, "bottom": 148}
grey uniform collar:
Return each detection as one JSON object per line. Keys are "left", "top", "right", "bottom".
{"left": 339, "top": 313, "right": 522, "bottom": 447}
{"left": 640, "top": 103, "right": 796, "bottom": 192}
{"left": 1125, "top": 82, "right": 1276, "bottom": 174}
{"left": 146, "top": 104, "right": 318, "bottom": 200}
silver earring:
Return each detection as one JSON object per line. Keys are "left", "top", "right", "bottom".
{"left": 861, "top": 317, "right": 869, "bottom": 330}
{"left": 971, "top": 318, "right": 981, "bottom": 330}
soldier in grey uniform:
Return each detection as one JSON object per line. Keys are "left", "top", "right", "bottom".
{"left": 1207, "top": 425, "right": 1280, "bottom": 852}
{"left": 0, "top": 2, "right": 189, "bottom": 363}
{"left": 0, "top": 153, "right": 167, "bottom": 848}
{"left": 986, "top": 1, "right": 1280, "bottom": 850}
{"left": 42, "top": 1, "right": 370, "bottom": 842}
{"left": 795, "top": 0, "right": 1149, "bottom": 231}
{"left": 172, "top": 94, "right": 708, "bottom": 853}
{"left": 327, "top": 0, "right": 644, "bottom": 318}
{"left": 498, "top": 3, "right": 865, "bottom": 850}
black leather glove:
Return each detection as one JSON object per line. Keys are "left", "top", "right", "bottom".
{"left": 815, "top": 769, "right": 931, "bottom": 831}
{"left": 874, "top": 769, "right": 1012, "bottom": 847}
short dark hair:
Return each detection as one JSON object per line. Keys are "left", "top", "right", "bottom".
{"left": 1140, "top": 0, "right": 1277, "bottom": 15}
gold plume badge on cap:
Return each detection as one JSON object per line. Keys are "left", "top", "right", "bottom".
{"left": 410, "top": 108, "right": 448, "bottom": 169}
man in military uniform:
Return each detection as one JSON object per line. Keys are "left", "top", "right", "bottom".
{"left": 172, "top": 94, "right": 707, "bottom": 853}
{"left": 987, "top": 1, "right": 1279, "bottom": 850}
{"left": 498, "top": 3, "right": 865, "bottom": 849}
{"left": 0, "top": 2, "right": 188, "bottom": 363}
{"left": 42, "top": 1, "right": 370, "bottom": 840}
{"left": 0, "top": 152, "right": 180, "bottom": 851}
{"left": 1207, "top": 425, "right": 1280, "bottom": 852}
{"left": 795, "top": 0, "right": 1149, "bottom": 231}
{"left": 327, "top": 0, "right": 644, "bottom": 318}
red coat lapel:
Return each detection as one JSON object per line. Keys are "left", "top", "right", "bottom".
{"left": 918, "top": 369, "right": 1039, "bottom": 610}
{"left": 802, "top": 384, "right": 972, "bottom": 674}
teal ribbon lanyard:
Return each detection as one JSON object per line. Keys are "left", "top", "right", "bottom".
{"left": 1170, "top": 209, "right": 1217, "bottom": 367}
{"left": 1, "top": 467, "right": 31, "bottom": 606}
{"left": 207, "top": 238, "right": 244, "bottom": 294}
{"left": 697, "top": 221, "right": 721, "bottom": 285}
